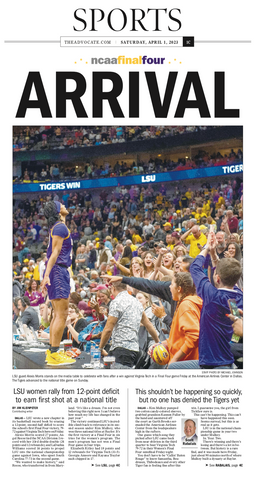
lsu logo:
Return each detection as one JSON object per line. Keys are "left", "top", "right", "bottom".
{"left": 141, "top": 175, "right": 156, "bottom": 183}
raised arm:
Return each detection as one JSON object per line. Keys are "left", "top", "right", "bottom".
{"left": 101, "top": 274, "right": 172, "bottom": 303}
{"left": 157, "top": 265, "right": 174, "bottom": 279}
{"left": 154, "top": 248, "right": 165, "bottom": 270}
{"left": 222, "top": 216, "right": 231, "bottom": 238}
{"left": 189, "top": 239, "right": 218, "bottom": 302}
{"left": 181, "top": 228, "right": 192, "bottom": 242}
{"left": 115, "top": 261, "right": 131, "bottom": 276}
{"left": 154, "top": 249, "right": 174, "bottom": 279}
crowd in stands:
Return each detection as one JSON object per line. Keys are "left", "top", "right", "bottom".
{"left": 13, "top": 126, "right": 221, "bottom": 153}
{"left": 13, "top": 147, "right": 243, "bottom": 183}
{"left": 13, "top": 175, "right": 243, "bottom": 369}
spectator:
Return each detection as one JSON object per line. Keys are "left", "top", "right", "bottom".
{"left": 155, "top": 248, "right": 174, "bottom": 279}
{"left": 13, "top": 279, "right": 23, "bottom": 298}
{"left": 136, "top": 292, "right": 165, "bottom": 352}
{"left": 97, "top": 241, "right": 112, "bottom": 266}
{"left": 103, "top": 273, "right": 201, "bottom": 365}
{"left": 24, "top": 279, "right": 44, "bottom": 316}
{"left": 39, "top": 253, "right": 47, "bottom": 282}
{"left": 183, "top": 233, "right": 243, "bottom": 369}
{"left": 87, "top": 243, "right": 97, "bottom": 269}
{"left": 99, "top": 280, "right": 160, "bottom": 367}
{"left": 75, "top": 301, "right": 109, "bottom": 352}
{"left": 63, "top": 303, "right": 88, "bottom": 348}
{"left": 181, "top": 226, "right": 207, "bottom": 258}
{"left": 113, "top": 243, "right": 124, "bottom": 275}
{"left": 226, "top": 207, "right": 239, "bottom": 233}
{"left": 17, "top": 296, "right": 40, "bottom": 330}
{"left": 215, "top": 231, "right": 228, "bottom": 258}
{"left": 75, "top": 244, "right": 88, "bottom": 272}
{"left": 96, "top": 287, "right": 112, "bottom": 307}
{"left": 153, "top": 222, "right": 166, "bottom": 243}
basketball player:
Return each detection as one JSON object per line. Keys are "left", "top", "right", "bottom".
{"left": 41, "top": 200, "right": 75, "bottom": 366}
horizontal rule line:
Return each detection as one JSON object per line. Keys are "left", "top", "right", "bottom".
{"left": 4, "top": 40, "right": 60, "bottom": 43}
{"left": 196, "top": 40, "right": 251, "bottom": 43}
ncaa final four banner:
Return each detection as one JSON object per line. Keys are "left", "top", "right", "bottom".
{"left": 2, "top": 0, "right": 254, "bottom": 478}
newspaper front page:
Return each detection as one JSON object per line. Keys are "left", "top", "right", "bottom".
{"left": 3, "top": 0, "right": 254, "bottom": 477}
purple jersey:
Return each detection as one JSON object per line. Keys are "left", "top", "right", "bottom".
{"left": 47, "top": 222, "right": 72, "bottom": 267}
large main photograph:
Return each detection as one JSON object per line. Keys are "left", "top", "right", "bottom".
{"left": 12, "top": 125, "right": 243, "bottom": 370}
